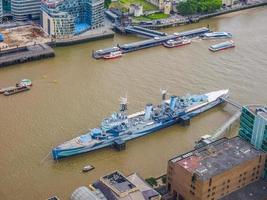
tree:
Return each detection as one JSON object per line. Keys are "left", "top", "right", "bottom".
{"left": 105, "top": 0, "right": 111, "bottom": 9}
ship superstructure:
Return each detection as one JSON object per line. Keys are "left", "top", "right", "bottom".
{"left": 52, "top": 89, "right": 229, "bottom": 160}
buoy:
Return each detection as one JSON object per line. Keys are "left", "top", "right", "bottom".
{"left": 42, "top": 75, "right": 47, "bottom": 79}
{"left": 53, "top": 80, "right": 58, "bottom": 84}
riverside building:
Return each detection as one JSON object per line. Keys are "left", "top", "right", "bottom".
{"left": 167, "top": 137, "right": 266, "bottom": 200}
{"left": 239, "top": 106, "right": 267, "bottom": 179}
{"left": 41, "top": 0, "right": 104, "bottom": 38}
{"left": 11, "top": 0, "right": 41, "bottom": 21}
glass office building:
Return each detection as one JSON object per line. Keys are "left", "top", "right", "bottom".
{"left": 41, "top": 0, "right": 104, "bottom": 38}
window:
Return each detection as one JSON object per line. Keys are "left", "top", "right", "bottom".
{"left": 190, "top": 190, "right": 195, "bottom": 195}
{"left": 227, "top": 179, "right": 231, "bottom": 183}
{"left": 212, "top": 192, "right": 215, "bottom": 196}
{"left": 238, "top": 179, "right": 241, "bottom": 183}
{"left": 227, "top": 185, "right": 230, "bottom": 189}
{"left": 208, "top": 188, "right": 211, "bottom": 192}
{"left": 253, "top": 167, "right": 256, "bottom": 171}
{"left": 256, "top": 170, "right": 259, "bottom": 174}
{"left": 212, "top": 186, "right": 216, "bottom": 190}
{"left": 252, "top": 173, "right": 255, "bottom": 176}
{"left": 209, "top": 178, "right": 212, "bottom": 186}
{"left": 239, "top": 174, "right": 242, "bottom": 177}
{"left": 207, "top": 194, "right": 210, "bottom": 198}
{"left": 259, "top": 155, "right": 262, "bottom": 163}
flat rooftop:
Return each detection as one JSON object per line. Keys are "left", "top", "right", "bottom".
{"left": 220, "top": 178, "right": 267, "bottom": 200}
{"left": 101, "top": 171, "right": 137, "bottom": 194}
{"left": 170, "top": 137, "right": 265, "bottom": 181}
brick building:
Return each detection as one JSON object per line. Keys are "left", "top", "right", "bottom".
{"left": 167, "top": 137, "right": 266, "bottom": 200}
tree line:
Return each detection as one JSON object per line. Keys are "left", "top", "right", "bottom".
{"left": 177, "top": 0, "right": 222, "bottom": 16}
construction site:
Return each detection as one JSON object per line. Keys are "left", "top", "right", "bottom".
{"left": 0, "top": 25, "right": 50, "bottom": 50}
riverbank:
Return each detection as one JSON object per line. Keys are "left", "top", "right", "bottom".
{"left": 135, "top": 0, "right": 267, "bottom": 29}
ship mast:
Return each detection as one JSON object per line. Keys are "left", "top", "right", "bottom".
{"left": 161, "top": 89, "right": 167, "bottom": 113}
{"left": 119, "top": 95, "right": 128, "bottom": 112}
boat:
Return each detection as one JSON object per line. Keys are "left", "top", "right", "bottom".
{"left": 52, "top": 89, "right": 229, "bottom": 160}
{"left": 209, "top": 40, "right": 235, "bottom": 52}
{"left": 16, "top": 79, "right": 32, "bottom": 87}
{"left": 0, "top": 79, "right": 32, "bottom": 94}
{"left": 0, "top": 86, "right": 17, "bottom": 94}
{"left": 200, "top": 32, "right": 232, "bottom": 39}
{"left": 3, "top": 86, "right": 30, "bottom": 96}
{"left": 103, "top": 51, "right": 122, "bottom": 59}
{"left": 82, "top": 165, "right": 95, "bottom": 172}
{"left": 163, "top": 38, "right": 191, "bottom": 48}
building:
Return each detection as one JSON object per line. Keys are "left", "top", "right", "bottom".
{"left": 3, "top": 0, "right": 11, "bottom": 13}
{"left": 41, "top": 0, "right": 104, "bottom": 38}
{"left": 129, "top": 4, "right": 143, "bottom": 17}
{"left": 0, "top": 0, "right": 3, "bottom": 23}
{"left": 167, "top": 137, "right": 266, "bottom": 200}
{"left": 146, "top": 0, "right": 165, "bottom": 10}
{"left": 239, "top": 106, "right": 267, "bottom": 179}
{"left": 11, "top": 0, "right": 41, "bottom": 21}
{"left": 163, "top": 0, "right": 172, "bottom": 14}
{"left": 92, "top": 171, "right": 161, "bottom": 199}
{"left": 220, "top": 178, "right": 267, "bottom": 200}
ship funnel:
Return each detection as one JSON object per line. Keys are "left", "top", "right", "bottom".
{"left": 119, "top": 96, "right": 128, "bottom": 112}
{"left": 170, "top": 96, "right": 177, "bottom": 111}
{"left": 144, "top": 103, "right": 153, "bottom": 120}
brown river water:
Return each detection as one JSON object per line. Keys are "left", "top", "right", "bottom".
{"left": 0, "top": 7, "right": 267, "bottom": 200}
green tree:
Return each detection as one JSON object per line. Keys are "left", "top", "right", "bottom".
{"left": 105, "top": 0, "right": 112, "bottom": 8}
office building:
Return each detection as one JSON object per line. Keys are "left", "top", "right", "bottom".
{"left": 239, "top": 106, "right": 267, "bottom": 179}
{"left": 11, "top": 0, "right": 41, "bottom": 21}
{"left": 41, "top": 0, "right": 104, "bottom": 38}
{"left": 167, "top": 137, "right": 266, "bottom": 200}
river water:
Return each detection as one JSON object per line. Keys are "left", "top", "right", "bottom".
{"left": 0, "top": 7, "right": 266, "bottom": 200}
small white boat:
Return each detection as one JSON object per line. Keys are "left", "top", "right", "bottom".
{"left": 209, "top": 40, "right": 235, "bottom": 52}
{"left": 82, "top": 165, "right": 95, "bottom": 172}
{"left": 103, "top": 51, "right": 122, "bottom": 59}
{"left": 163, "top": 38, "right": 191, "bottom": 48}
{"left": 201, "top": 32, "right": 232, "bottom": 39}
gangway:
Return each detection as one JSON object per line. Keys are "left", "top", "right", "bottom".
{"left": 131, "top": 26, "right": 167, "bottom": 36}
{"left": 220, "top": 96, "right": 242, "bottom": 109}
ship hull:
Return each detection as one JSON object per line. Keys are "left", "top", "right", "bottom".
{"left": 52, "top": 96, "right": 225, "bottom": 160}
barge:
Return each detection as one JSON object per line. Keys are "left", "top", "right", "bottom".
{"left": 52, "top": 89, "right": 229, "bottom": 160}
{"left": 3, "top": 85, "right": 30, "bottom": 96}
{"left": 209, "top": 40, "right": 235, "bottom": 52}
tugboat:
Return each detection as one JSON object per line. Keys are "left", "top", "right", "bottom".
{"left": 52, "top": 89, "right": 229, "bottom": 160}
{"left": 103, "top": 51, "right": 122, "bottom": 59}
{"left": 16, "top": 79, "right": 32, "bottom": 87}
{"left": 163, "top": 38, "right": 191, "bottom": 48}
{"left": 209, "top": 40, "right": 235, "bottom": 52}
{"left": 201, "top": 32, "right": 232, "bottom": 40}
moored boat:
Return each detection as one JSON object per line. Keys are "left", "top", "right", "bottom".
{"left": 52, "top": 89, "right": 229, "bottom": 160}
{"left": 209, "top": 40, "right": 235, "bottom": 52}
{"left": 201, "top": 32, "right": 232, "bottom": 39}
{"left": 103, "top": 51, "right": 122, "bottom": 59}
{"left": 163, "top": 38, "right": 191, "bottom": 48}
{"left": 0, "top": 79, "right": 32, "bottom": 94}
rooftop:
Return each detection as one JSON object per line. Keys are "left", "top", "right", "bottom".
{"left": 93, "top": 171, "right": 160, "bottom": 200}
{"left": 170, "top": 137, "right": 265, "bottom": 181}
{"left": 220, "top": 178, "right": 267, "bottom": 200}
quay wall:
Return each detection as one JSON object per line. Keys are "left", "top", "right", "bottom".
{"left": 0, "top": 44, "right": 55, "bottom": 68}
